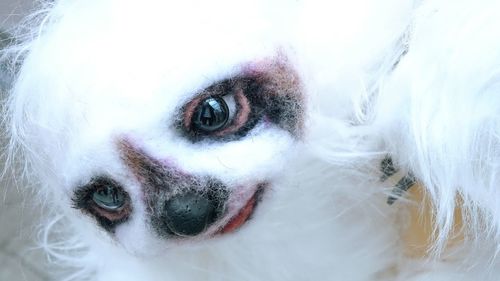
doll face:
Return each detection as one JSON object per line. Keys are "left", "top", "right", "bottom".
{"left": 12, "top": 0, "right": 412, "bottom": 255}
{"left": 13, "top": 0, "right": 306, "bottom": 254}
{"left": 67, "top": 58, "right": 304, "bottom": 243}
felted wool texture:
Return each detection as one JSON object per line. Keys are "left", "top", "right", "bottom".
{"left": 3, "top": 0, "right": 500, "bottom": 280}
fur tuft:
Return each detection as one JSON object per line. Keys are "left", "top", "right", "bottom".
{"left": 4, "top": 0, "right": 500, "bottom": 280}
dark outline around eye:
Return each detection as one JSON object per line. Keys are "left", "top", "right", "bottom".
{"left": 180, "top": 78, "right": 263, "bottom": 142}
{"left": 72, "top": 176, "right": 132, "bottom": 232}
{"left": 176, "top": 59, "right": 305, "bottom": 143}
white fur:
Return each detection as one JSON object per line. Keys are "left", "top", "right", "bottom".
{"left": 3, "top": 0, "right": 500, "bottom": 280}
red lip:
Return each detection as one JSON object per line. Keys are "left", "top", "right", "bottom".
{"left": 218, "top": 189, "right": 261, "bottom": 235}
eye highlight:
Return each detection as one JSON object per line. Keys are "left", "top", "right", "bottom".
{"left": 72, "top": 176, "right": 132, "bottom": 231}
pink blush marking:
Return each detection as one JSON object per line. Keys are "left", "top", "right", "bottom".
{"left": 183, "top": 95, "right": 204, "bottom": 130}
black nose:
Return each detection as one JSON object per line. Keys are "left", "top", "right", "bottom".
{"left": 163, "top": 191, "right": 220, "bottom": 237}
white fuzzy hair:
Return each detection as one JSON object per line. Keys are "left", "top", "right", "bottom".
{"left": 379, "top": 0, "right": 500, "bottom": 249}
{"left": 3, "top": 0, "right": 500, "bottom": 280}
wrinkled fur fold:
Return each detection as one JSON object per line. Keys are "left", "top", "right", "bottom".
{"left": 3, "top": 0, "right": 500, "bottom": 280}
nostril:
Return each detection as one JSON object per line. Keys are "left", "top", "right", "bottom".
{"left": 162, "top": 191, "right": 219, "bottom": 237}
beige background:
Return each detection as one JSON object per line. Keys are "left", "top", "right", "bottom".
{"left": 1, "top": 1, "right": 50, "bottom": 281}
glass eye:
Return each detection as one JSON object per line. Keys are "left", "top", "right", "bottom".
{"left": 73, "top": 176, "right": 132, "bottom": 231}
{"left": 92, "top": 184, "right": 126, "bottom": 211}
{"left": 192, "top": 97, "right": 229, "bottom": 132}
{"left": 180, "top": 79, "right": 259, "bottom": 141}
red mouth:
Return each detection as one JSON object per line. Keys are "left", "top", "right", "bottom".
{"left": 218, "top": 188, "right": 262, "bottom": 235}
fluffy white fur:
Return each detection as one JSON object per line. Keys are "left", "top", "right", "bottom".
{"left": 3, "top": 0, "right": 500, "bottom": 280}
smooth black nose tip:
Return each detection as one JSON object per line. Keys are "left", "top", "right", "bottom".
{"left": 163, "top": 191, "right": 218, "bottom": 237}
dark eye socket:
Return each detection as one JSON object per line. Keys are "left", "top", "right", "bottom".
{"left": 72, "top": 177, "right": 132, "bottom": 231}
{"left": 178, "top": 63, "right": 304, "bottom": 142}
{"left": 180, "top": 78, "right": 259, "bottom": 141}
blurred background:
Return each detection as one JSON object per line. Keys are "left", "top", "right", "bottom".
{"left": 0, "top": 0, "right": 33, "bottom": 29}
{"left": 1, "top": 1, "right": 51, "bottom": 280}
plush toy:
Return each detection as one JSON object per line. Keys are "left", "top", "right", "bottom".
{"left": 3, "top": 0, "right": 500, "bottom": 280}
